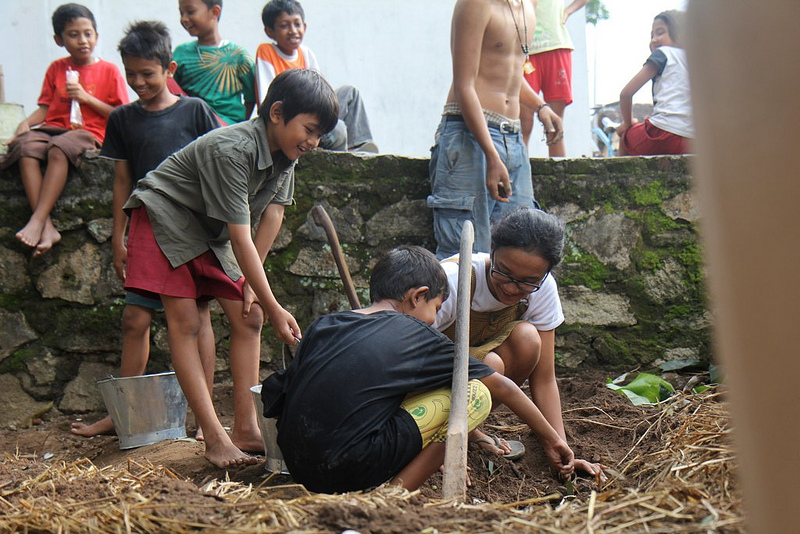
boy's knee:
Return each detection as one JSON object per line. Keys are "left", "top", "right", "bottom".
{"left": 467, "top": 380, "right": 492, "bottom": 429}
{"left": 46, "top": 146, "right": 67, "bottom": 161}
{"left": 121, "top": 305, "right": 153, "bottom": 335}
{"left": 239, "top": 304, "right": 265, "bottom": 333}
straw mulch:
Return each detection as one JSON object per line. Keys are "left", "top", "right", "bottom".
{"left": 0, "top": 387, "right": 743, "bottom": 533}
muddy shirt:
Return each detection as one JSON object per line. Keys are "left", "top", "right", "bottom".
{"left": 262, "top": 310, "right": 494, "bottom": 494}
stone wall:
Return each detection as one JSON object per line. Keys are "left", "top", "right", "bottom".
{"left": 0, "top": 152, "right": 706, "bottom": 427}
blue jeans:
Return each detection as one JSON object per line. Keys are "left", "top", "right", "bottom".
{"left": 427, "top": 116, "right": 537, "bottom": 258}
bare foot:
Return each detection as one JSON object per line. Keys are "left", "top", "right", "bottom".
{"left": 71, "top": 416, "right": 116, "bottom": 437}
{"left": 204, "top": 440, "right": 260, "bottom": 468}
{"left": 33, "top": 220, "right": 61, "bottom": 257}
{"left": 195, "top": 426, "right": 204, "bottom": 441}
{"left": 232, "top": 427, "right": 265, "bottom": 454}
{"left": 16, "top": 218, "right": 45, "bottom": 249}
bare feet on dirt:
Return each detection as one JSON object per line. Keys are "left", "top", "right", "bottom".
{"left": 70, "top": 416, "right": 115, "bottom": 437}
{"left": 231, "top": 432, "right": 265, "bottom": 455}
{"left": 204, "top": 440, "right": 260, "bottom": 468}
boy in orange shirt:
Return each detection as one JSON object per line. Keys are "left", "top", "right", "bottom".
{"left": 255, "top": 0, "right": 377, "bottom": 153}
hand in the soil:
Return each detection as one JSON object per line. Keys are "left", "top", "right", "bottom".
{"left": 574, "top": 459, "right": 609, "bottom": 484}
{"left": 544, "top": 438, "right": 575, "bottom": 477}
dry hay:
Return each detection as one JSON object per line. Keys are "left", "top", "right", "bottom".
{"left": 0, "top": 387, "right": 744, "bottom": 533}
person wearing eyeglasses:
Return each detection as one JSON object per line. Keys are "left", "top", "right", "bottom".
{"left": 433, "top": 206, "right": 605, "bottom": 480}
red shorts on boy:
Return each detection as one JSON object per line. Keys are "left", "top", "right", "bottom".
{"left": 621, "top": 118, "right": 691, "bottom": 156}
{"left": 524, "top": 49, "right": 573, "bottom": 105}
{"left": 125, "top": 207, "right": 246, "bottom": 301}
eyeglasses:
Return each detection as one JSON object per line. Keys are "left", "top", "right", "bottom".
{"left": 489, "top": 261, "right": 549, "bottom": 293}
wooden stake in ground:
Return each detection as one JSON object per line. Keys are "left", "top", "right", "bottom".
{"left": 442, "top": 221, "right": 474, "bottom": 500}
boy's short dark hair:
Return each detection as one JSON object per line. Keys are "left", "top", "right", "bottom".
{"left": 200, "top": 0, "right": 223, "bottom": 20}
{"left": 259, "top": 69, "right": 338, "bottom": 134}
{"left": 370, "top": 246, "right": 450, "bottom": 304}
{"left": 655, "top": 10, "right": 685, "bottom": 45}
{"left": 491, "top": 207, "right": 566, "bottom": 270}
{"left": 262, "top": 0, "right": 305, "bottom": 29}
{"left": 118, "top": 21, "right": 172, "bottom": 69}
{"left": 52, "top": 3, "right": 96, "bottom": 36}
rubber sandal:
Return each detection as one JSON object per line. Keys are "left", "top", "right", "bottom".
{"left": 470, "top": 434, "right": 526, "bottom": 461}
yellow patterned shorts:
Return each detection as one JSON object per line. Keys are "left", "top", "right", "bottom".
{"left": 400, "top": 379, "right": 491, "bottom": 447}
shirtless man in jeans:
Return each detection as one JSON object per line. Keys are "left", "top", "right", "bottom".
{"left": 428, "top": 0, "right": 564, "bottom": 260}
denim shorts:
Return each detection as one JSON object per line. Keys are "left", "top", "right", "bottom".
{"left": 427, "top": 116, "right": 537, "bottom": 258}
{"left": 124, "top": 290, "right": 164, "bottom": 311}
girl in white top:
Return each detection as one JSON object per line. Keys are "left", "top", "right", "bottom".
{"left": 617, "top": 10, "right": 693, "bottom": 156}
{"left": 433, "top": 207, "right": 606, "bottom": 481}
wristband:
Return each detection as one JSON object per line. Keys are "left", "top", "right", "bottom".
{"left": 536, "top": 103, "right": 551, "bottom": 114}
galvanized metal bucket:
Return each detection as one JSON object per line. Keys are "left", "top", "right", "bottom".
{"left": 250, "top": 384, "right": 289, "bottom": 474}
{"left": 97, "top": 372, "right": 188, "bottom": 450}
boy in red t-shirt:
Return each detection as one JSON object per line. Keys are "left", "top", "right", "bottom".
{"left": 2, "top": 3, "right": 128, "bottom": 256}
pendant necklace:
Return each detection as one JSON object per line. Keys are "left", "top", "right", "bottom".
{"left": 506, "top": 0, "right": 535, "bottom": 75}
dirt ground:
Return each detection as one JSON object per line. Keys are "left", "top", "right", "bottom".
{"left": 0, "top": 369, "right": 727, "bottom": 532}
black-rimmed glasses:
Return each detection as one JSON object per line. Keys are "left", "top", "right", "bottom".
{"left": 489, "top": 261, "right": 549, "bottom": 293}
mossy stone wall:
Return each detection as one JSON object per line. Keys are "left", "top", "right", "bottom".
{"left": 0, "top": 152, "right": 706, "bottom": 425}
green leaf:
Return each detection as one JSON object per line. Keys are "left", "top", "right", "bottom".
{"left": 605, "top": 373, "right": 675, "bottom": 405}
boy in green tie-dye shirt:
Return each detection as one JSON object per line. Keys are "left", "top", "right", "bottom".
{"left": 174, "top": 0, "right": 256, "bottom": 125}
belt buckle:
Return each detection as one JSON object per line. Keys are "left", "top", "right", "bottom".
{"left": 498, "top": 121, "right": 514, "bottom": 134}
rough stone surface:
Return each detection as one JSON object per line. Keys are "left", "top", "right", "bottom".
{"left": 0, "top": 244, "right": 29, "bottom": 293}
{"left": 561, "top": 286, "right": 637, "bottom": 326}
{"left": 643, "top": 258, "right": 688, "bottom": 303}
{"left": 86, "top": 218, "right": 113, "bottom": 243}
{"left": 60, "top": 362, "right": 116, "bottom": 413}
{"left": 289, "top": 246, "right": 362, "bottom": 279}
{"left": 35, "top": 242, "right": 102, "bottom": 304}
{"left": 663, "top": 190, "right": 700, "bottom": 222}
{"left": 365, "top": 198, "right": 432, "bottom": 246}
{"left": 0, "top": 374, "right": 53, "bottom": 429}
{"left": 24, "top": 347, "right": 59, "bottom": 386}
{"left": 570, "top": 213, "right": 640, "bottom": 271}
{"left": 0, "top": 308, "right": 37, "bottom": 361}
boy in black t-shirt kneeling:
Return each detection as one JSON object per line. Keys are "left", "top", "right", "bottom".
{"left": 262, "top": 246, "right": 576, "bottom": 494}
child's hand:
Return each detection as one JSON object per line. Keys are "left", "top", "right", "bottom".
{"left": 268, "top": 305, "right": 302, "bottom": 346}
{"left": 112, "top": 242, "right": 127, "bottom": 281}
{"left": 544, "top": 438, "right": 575, "bottom": 477}
{"left": 242, "top": 282, "right": 260, "bottom": 319}
{"left": 616, "top": 121, "right": 632, "bottom": 138}
{"left": 5, "top": 121, "right": 30, "bottom": 145}
{"left": 65, "top": 79, "right": 90, "bottom": 104}
{"left": 574, "top": 459, "right": 609, "bottom": 484}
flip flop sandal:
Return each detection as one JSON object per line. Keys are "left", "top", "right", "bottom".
{"left": 470, "top": 434, "right": 526, "bottom": 461}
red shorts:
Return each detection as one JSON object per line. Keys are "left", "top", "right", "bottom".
{"left": 524, "top": 48, "right": 573, "bottom": 105}
{"left": 125, "top": 207, "right": 246, "bottom": 301}
{"left": 621, "top": 119, "right": 692, "bottom": 156}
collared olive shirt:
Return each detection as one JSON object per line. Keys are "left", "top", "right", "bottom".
{"left": 125, "top": 117, "right": 294, "bottom": 280}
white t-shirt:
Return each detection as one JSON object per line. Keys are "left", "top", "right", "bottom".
{"left": 433, "top": 252, "right": 565, "bottom": 332}
{"left": 647, "top": 46, "right": 694, "bottom": 138}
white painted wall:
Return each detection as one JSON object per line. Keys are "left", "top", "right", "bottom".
{"left": 1, "top": 0, "right": 592, "bottom": 157}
